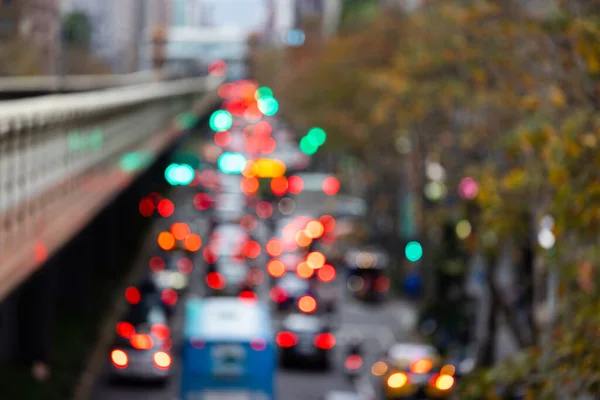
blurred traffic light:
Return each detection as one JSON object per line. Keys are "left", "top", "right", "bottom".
{"left": 218, "top": 152, "right": 246, "bottom": 174}
{"left": 165, "top": 163, "right": 194, "bottom": 185}
{"left": 254, "top": 87, "right": 273, "bottom": 100}
{"left": 300, "top": 127, "right": 327, "bottom": 155}
{"left": 257, "top": 96, "right": 279, "bottom": 116}
{"left": 405, "top": 241, "right": 423, "bottom": 262}
{"left": 157, "top": 199, "right": 175, "bottom": 217}
{"left": 209, "top": 110, "right": 233, "bottom": 132}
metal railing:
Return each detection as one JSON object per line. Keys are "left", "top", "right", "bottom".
{"left": 0, "top": 69, "right": 193, "bottom": 93}
{"left": 0, "top": 74, "right": 224, "bottom": 300}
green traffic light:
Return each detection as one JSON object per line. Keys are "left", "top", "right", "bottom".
{"left": 255, "top": 87, "right": 273, "bottom": 100}
{"left": 209, "top": 110, "right": 233, "bottom": 132}
{"left": 307, "top": 127, "right": 326, "bottom": 146}
{"left": 218, "top": 152, "right": 246, "bottom": 174}
{"left": 299, "top": 136, "right": 318, "bottom": 155}
{"left": 165, "top": 163, "right": 194, "bottom": 185}
{"left": 257, "top": 96, "right": 279, "bottom": 116}
{"left": 405, "top": 241, "right": 423, "bottom": 262}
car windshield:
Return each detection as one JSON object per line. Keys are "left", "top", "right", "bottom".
{"left": 283, "top": 314, "right": 322, "bottom": 332}
{"left": 122, "top": 298, "right": 166, "bottom": 328}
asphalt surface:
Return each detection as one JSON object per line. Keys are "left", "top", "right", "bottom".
{"left": 89, "top": 170, "right": 417, "bottom": 400}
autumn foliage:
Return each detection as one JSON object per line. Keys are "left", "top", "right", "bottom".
{"left": 254, "top": 0, "right": 600, "bottom": 397}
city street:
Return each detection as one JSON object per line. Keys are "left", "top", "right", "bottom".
{"left": 88, "top": 178, "right": 417, "bottom": 400}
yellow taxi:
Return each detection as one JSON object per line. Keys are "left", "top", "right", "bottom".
{"left": 371, "top": 343, "right": 456, "bottom": 399}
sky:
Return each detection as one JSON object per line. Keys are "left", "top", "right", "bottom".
{"left": 205, "top": 0, "right": 269, "bottom": 33}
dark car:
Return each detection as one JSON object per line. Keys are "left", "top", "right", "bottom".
{"left": 276, "top": 313, "right": 336, "bottom": 370}
{"left": 109, "top": 298, "right": 173, "bottom": 383}
{"left": 205, "top": 258, "right": 252, "bottom": 297}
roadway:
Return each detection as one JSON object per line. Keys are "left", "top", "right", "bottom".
{"left": 89, "top": 140, "right": 417, "bottom": 400}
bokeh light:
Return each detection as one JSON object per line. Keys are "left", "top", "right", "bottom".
{"left": 458, "top": 177, "right": 479, "bottom": 199}
{"left": 256, "top": 201, "right": 273, "bottom": 218}
{"left": 158, "top": 232, "right": 176, "bottom": 250}
{"left": 184, "top": 234, "right": 202, "bottom": 252}
{"left": 171, "top": 222, "right": 190, "bottom": 241}
{"left": 322, "top": 177, "right": 340, "bottom": 195}
{"left": 298, "top": 295, "right": 317, "bottom": 313}
{"left": 306, "top": 252, "right": 326, "bottom": 269}
{"left": 266, "top": 238, "right": 284, "bottom": 257}
{"left": 241, "top": 176, "right": 259, "bottom": 194}
{"left": 157, "top": 199, "right": 174, "bottom": 217}
{"left": 317, "top": 264, "right": 336, "bottom": 282}
{"left": 267, "top": 259, "right": 287, "bottom": 278}
{"left": 296, "top": 261, "right": 314, "bottom": 278}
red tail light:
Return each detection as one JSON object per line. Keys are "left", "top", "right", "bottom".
{"left": 206, "top": 272, "right": 225, "bottom": 290}
{"left": 162, "top": 338, "right": 173, "bottom": 351}
{"left": 345, "top": 355, "right": 363, "bottom": 370}
{"left": 161, "top": 289, "right": 178, "bottom": 306}
{"left": 153, "top": 351, "right": 171, "bottom": 369}
{"left": 151, "top": 324, "right": 171, "bottom": 340}
{"left": 116, "top": 322, "right": 135, "bottom": 338}
{"left": 276, "top": 331, "right": 298, "bottom": 348}
{"left": 130, "top": 334, "right": 154, "bottom": 350}
{"left": 238, "top": 290, "right": 257, "bottom": 301}
{"left": 111, "top": 349, "right": 128, "bottom": 368}
{"left": 314, "top": 333, "right": 336, "bottom": 350}
{"left": 270, "top": 287, "right": 288, "bottom": 303}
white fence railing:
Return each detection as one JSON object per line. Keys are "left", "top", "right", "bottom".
{"left": 0, "top": 75, "right": 224, "bottom": 299}
{"left": 0, "top": 70, "right": 168, "bottom": 93}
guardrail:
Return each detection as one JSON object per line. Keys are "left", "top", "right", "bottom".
{"left": 0, "top": 70, "right": 181, "bottom": 93}
{"left": 0, "top": 74, "right": 225, "bottom": 300}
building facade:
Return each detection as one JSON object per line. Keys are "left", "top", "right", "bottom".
{"left": 0, "top": 0, "right": 61, "bottom": 74}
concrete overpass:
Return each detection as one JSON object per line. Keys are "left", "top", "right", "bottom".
{"left": 0, "top": 74, "right": 224, "bottom": 364}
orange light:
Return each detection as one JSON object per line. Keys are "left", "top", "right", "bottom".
{"left": 387, "top": 372, "right": 408, "bottom": 388}
{"left": 317, "top": 264, "right": 336, "bottom": 282}
{"left": 298, "top": 295, "right": 317, "bottom": 313}
{"left": 243, "top": 241, "right": 261, "bottom": 258}
{"left": 270, "top": 176, "right": 288, "bottom": 195}
{"left": 241, "top": 176, "right": 259, "bottom": 194}
{"left": 435, "top": 375, "right": 455, "bottom": 390}
{"left": 266, "top": 238, "right": 284, "bottom": 257}
{"left": 410, "top": 359, "right": 433, "bottom": 374}
{"left": 306, "top": 221, "right": 324, "bottom": 238}
{"left": 153, "top": 351, "right": 172, "bottom": 369}
{"left": 131, "top": 334, "right": 154, "bottom": 350}
{"left": 171, "top": 222, "right": 190, "bottom": 240}
{"left": 111, "top": 349, "right": 128, "bottom": 368}
{"left": 295, "top": 230, "right": 312, "bottom": 247}
{"left": 267, "top": 259, "right": 286, "bottom": 278}
{"left": 184, "top": 234, "right": 202, "bottom": 252}
{"left": 158, "top": 231, "right": 176, "bottom": 250}
{"left": 296, "top": 261, "right": 314, "bottom": 278}
{"left": 306, "top": 251, "right": 326, "bottom": 269}
{"left": 242, "top": 160, "right": 259, "bottom": 177}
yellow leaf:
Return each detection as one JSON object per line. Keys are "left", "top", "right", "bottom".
{"left": 580, "top": 133, "right": 597, "bottom": 148}
{"left": 586, "top": 54, "right": 600, "bottom": 73}
{"left": 502, "top": 168, "right": 527, "bottom": 190}
{"left": 549, "top": 86, "right": 566, "bottom": 108}
{"left": 565, "top": 139, "right": 581, "bottom": 157}
{"left": 548, "top": 166, "right": 568, "bottom": 186}
{"left": 521, "top": 94, "right": 539, "bottom": 110}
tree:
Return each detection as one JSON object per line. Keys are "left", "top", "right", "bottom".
{"left": 62, "top": 12, "right": 92, "bottom": 49}
{"left": 251, "top": 0, "right": 600, "bottom": 397}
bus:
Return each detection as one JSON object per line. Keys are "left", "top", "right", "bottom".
{"left": 181, "top": 297, "right": 276, "bottom": 400}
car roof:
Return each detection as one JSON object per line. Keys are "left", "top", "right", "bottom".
{"left": 282, "top": 313, "right": 325, "bottom": 332}
{"left": 184, "top": 298, "right": 271, "bottom": 340}
{"left": 388, "top": 343, "right": 439, "bottom": 362}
